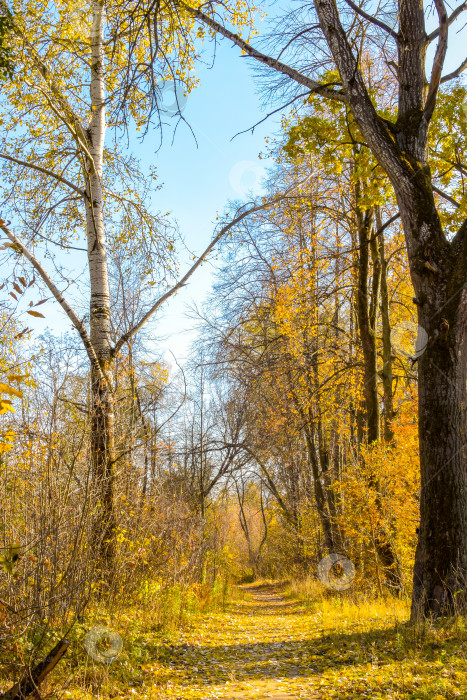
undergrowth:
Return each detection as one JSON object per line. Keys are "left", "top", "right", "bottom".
{"left": 0, "top": 576, "right": 234, "bottom": 698}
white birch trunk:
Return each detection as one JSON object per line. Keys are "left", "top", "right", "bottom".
{"left": 86, "top": 0, "right": 116, "bottom": 566}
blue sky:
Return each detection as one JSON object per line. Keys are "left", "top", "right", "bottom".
{"left": 143, "top": 38, "right": 278, "bottom": 362}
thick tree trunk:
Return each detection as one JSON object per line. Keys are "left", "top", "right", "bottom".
{"left": 409, "top": 258, "right": 467, "bottom": 616}
{"left": 411, "top": 341, "right": 467, "bottom": 615}
{"left": 390, "top": 176, "right": 467, "bottom": 615}
{"left": 91, "top": 363, "right": 117, "bottom": 565}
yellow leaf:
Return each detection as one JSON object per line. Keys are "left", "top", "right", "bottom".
{"left": 7, "top": 374, "right": 27, "bottom": 382}
{"left": 0, "top": 383, "right": 22, "bottom": 398}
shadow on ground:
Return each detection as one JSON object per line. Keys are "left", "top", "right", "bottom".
{"left": 150, "top": 583, "right": 409, "bottom": 688}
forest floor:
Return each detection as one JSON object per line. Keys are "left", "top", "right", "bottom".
{"left": 66, "top": 581, "right": 467, "bottom": 699}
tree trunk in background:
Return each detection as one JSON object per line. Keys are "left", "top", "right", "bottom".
{"left": 354, "top": 197, "right": 401, "bottom": 590}
{"left": 355, "top": 202, "right": 380, "bottom": 444}
{"left": 304, "top": 428, "right": 335, "bottom": 552}
{"left": 376, "top": 209, "right": 395, "bottom": 443}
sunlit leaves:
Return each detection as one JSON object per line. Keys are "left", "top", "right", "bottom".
{"left": 0, "top": 4, "right": 13, "bottom": 81}
{"left": 429, "top": 85, "right": 467, "bottom": 234}
{"left": 0, "top": 542, "right": 20, "bottom": 573}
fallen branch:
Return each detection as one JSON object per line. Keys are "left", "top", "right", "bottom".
{"left": 1, "top": 638, "right": 70, "bottom": 699}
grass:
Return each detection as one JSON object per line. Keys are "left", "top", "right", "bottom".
{"left": 2, "top": 579, "right": 467, "bottom": 698}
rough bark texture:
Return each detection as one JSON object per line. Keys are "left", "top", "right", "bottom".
{"left": 311, "top": 0, "right": 467, "bottom": 617}
{"left": 411, "top": 279, "right": 467, "bottom": 615}
{"left": 90, "top": 363, "right": 117, "bottom": 565}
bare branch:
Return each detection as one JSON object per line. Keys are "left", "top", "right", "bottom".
{"left": 275, "top": 25, "right": 320, "bottom": 61}
{"left": 0, "top": 153, "right": 86, "bottom": 198}
{"left": 428, "top": 0, "right": 467, "bottom": 40}
{"left": 232, "top": 91, "right": 311, "bottom": 139}
{"left": 432, "top": 184, "right": 460, "bottom": 207}
{"left": 227, "top": 442, "right": 292, "bottom": 519}
{"left": 342, "top": 0, "right": 398, "bottom": 40}
{"left": 0, "top": 220, "right": 108, "bottom": 387}
{"left": 440, "top": 56, "right": 467, "bottom": 83}
{"left": 311, "top": 0, "right": 403, "bottom": 183}
{"left": 112, "top": 180, "right": 311, "bottom": 357}
{"left": 0, "top": 598, "right": 17, "bottom": 614}
{"left": 179, "top": 2, "right": 348, "bottom": 104}
{"left": 375, "top": 212, "right": 400, "bottom": 236}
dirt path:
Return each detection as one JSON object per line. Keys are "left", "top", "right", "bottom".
{"left": 69, "top": 582, "right": 467, "bottom": 699}
{"left": 151, "top": 583, "right": 324, "bottom": 699}
{"left": 138, "top": 584, "right": 458, "bottom": 699}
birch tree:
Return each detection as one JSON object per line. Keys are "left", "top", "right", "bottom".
{"left": 0, "top": 0, "right": 293, "bottom": 567}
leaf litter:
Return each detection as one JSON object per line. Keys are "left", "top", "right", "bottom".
{"left": 63, "top": 583, "right": 467, "bottom": 699}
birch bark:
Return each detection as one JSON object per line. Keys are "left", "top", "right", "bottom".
{"left": 86, "top": 0, "right": 116, "bottom": 565}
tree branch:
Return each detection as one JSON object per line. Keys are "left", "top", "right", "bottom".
{"left": 432, "top": 184, "right": 460, "bottom": 207}
{"left": 275, "top": 25, "right": 320, "bottom": 61}
{"left": 0, "top": 153, "right": 86, "bottom": 197}
{"left": 0, "top": 220, "right": 108, "bottom": 387}
{"left": 374, "top": 212, "right": 400, "bottom": 236}
{"left": 0, "top": 598, "right": 17, "bottom": 614}
{"left": 27, "top": 81, "right": 94, "bottom": 169}
{"left": 311, "top": 0, "right": 403, "bottom": 183}
{"left": 239, "top": 445, "right": 291, "bottom": 519}
{"left": 0, "top": 1, "right": 95, "bottom": 172}
{"left": 424, "top": 0, "right": 449, "bottom": 121}
{"left": 440, "top": 56, "right": 467, "bottom": 83}
{"left": 2, "top": 638, "right": 70, "bottom": 700}
{"left": 342, "top": 0, "right": 398, "bottom": 40}
{"left": 428, "top": 0, "right": 467, "bottom": 40}
{"left": 112, "top": 182, "right": 310, "bottom": 357}
{"left": 179, "top": 2, "right": 348, "bottom": 103}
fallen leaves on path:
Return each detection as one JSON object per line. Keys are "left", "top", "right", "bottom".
{"left": 63, "top": 584, "right": 467, "bottom": 699}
